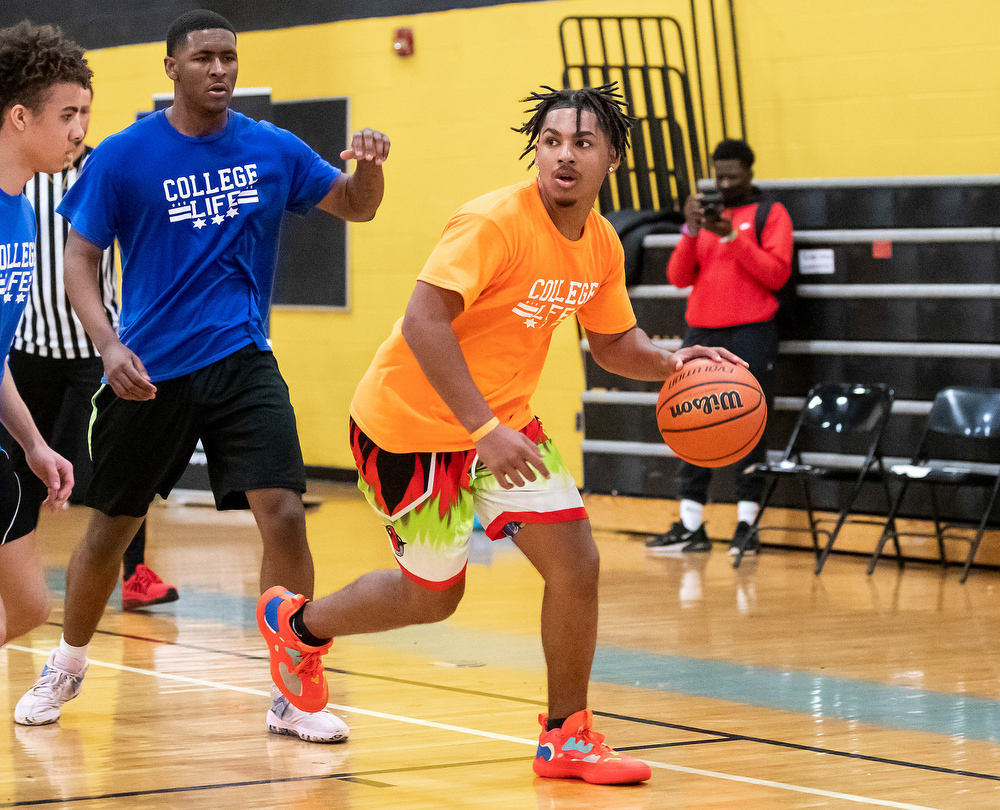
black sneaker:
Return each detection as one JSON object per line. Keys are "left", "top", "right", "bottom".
{"left": 645, "top": 522, "right": 710, "bottom": 554}
{"left": 729, "top": 521, "right": 759, "bottom": 556}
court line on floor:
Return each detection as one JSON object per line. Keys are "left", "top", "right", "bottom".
{"left": 41, "top": 579, "right": 1000, "bottom": 744}
{"left": 70, "top": 624, "right": 1000, "bottom": 784}
{"left": 603, "top": 712, "right": 1000, "bottom": 783}
{"left": 84, "top": 625, "right": 550, "bottom": 708}
{"left": 7, "top": 644, "right": 531, "bottom": 744}
{"left": 5, "top": 644, "right": 946, "bottom": 809}
{"left": 1, "top": 757, "right": 528, "bottom": 807}
{"left": 1, "top": 756, "right": 561, "bottom": 806}
{"left": 0, "top": 754, "right": 946, "bottom": 810}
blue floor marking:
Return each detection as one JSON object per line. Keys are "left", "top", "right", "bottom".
{"left": 589, "top": 649, "right": 1000, "bottom": 743}
{"left": 44, "top": 569, "right": 1000, "bottom": 743}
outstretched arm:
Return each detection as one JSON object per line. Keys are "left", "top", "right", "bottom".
{"left": 316, "top": 128, "right": 390, "bottom": 222}
{"left": 401, "top": 281, "right": 549, "bottom": 489}
{"left": 586, "top": 326, "right": 747, "bottom": 381}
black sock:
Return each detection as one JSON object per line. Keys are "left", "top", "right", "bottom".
{"left": 546, "top": 717, "right": 568, "bottom": 732}
{"left": 289, "top": 606, "right": 332, "bottom": 647}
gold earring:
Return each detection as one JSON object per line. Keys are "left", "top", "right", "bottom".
{"left": 608, "top": 167, "right": 615, "bottom": 174}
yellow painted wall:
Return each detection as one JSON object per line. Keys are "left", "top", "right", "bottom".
{"left": 740, "top": 0, "right": 1000, "bottom": 178}
{"left": 81, "top": 0, "right": 1000, "bottom": 478}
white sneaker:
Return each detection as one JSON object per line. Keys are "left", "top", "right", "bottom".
{"left": 14, "top": 650, "right": 88, "bottom": 726}
{"left": 266, "top": 687, "right": 349, "bottom": 743}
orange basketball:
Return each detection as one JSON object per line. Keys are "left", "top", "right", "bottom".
{"left": 656, "top": 358, "right": 767, "bottom": 467}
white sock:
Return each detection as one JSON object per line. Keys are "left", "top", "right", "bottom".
{"left": 737, "top": 501, "right": 759, "bottom": 526}
{"left": 679, "top": 499, "right": 703, "bottom": 532}
{"left": 54, "top": 636, "right": 88, "bottom": 673}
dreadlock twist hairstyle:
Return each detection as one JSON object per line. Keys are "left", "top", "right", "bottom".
{"left": 513, "top": 83, "right": 636, "bottom": 168}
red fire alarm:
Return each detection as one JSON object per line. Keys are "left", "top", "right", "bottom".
{"left": 393, "top": 27, "right": 414, "bottom": 58}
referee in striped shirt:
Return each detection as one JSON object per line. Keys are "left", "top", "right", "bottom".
{"left": 4, "top": 87, "right": 178, "bottom": 611}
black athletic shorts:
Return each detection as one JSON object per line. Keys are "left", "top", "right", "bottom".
{"left": 0, "top": 448, "right": 35, "bottom": 545}
{"left": 86, "top": 343, "right": 306, "bottom": 517}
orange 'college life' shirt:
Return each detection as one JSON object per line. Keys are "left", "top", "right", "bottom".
{"left": 350, "top": 180, "right": 638, "bottom": 453}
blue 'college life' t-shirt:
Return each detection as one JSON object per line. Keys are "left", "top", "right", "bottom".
{"left": 58, "top": 109, "right": 341, "bottom": 382}
{"left": 0, "top": 190, "right": 36, "bottom": 367}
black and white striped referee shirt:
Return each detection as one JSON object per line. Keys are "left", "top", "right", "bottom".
{"left": 16, "top": 146, "right": 118, "bottom": 360}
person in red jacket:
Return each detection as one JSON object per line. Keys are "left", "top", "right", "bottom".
{"left": 646, "top": 138, "right": 793, "bottom": 556}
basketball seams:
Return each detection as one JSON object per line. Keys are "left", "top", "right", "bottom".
{"left": 687, "top": 416, "right": 767, "bottom": 466}
{"left": 668, "top": 409, "right": 766, "bottom": 464}
{"left": 662, "top": 361, "right": 750, "bottom": 391}
{"left": 658, "top": 379, "right": 762, "bottom": 402}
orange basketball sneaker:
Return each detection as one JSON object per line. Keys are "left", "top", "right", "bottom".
{"left": 257, "top": 586, "right": 332, "bottom": 713}
{"left": 532, "top": 710, "right": 652, "bottom": 785}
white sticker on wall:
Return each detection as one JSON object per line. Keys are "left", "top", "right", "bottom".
{"left": 798, "top": 248, "right": 835, "bottom": 275}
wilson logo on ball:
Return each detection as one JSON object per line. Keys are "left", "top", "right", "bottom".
{"left": 668, "top": 390, "right": 743, "bottom": 419}
{"left": 656, "top": 359, "right": 767, "bottom": 467}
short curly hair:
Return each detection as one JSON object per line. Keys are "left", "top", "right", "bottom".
{"left": 711, "top": 138, "right": 755, "bottom": 168}
{"left": 0, "top": 20, "right": 92, "bottom": 123}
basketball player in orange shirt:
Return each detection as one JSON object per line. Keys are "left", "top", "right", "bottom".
{"left": 258, "top": 84, "right": 744, "bottom": 784}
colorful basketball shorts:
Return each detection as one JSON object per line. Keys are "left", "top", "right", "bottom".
{"left": 350, "top": 417, "right": 587, "bottom": 590}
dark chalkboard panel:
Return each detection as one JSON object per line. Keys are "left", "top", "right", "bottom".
{"left": 272, "top": 98, "right": 349, "bottom": 310}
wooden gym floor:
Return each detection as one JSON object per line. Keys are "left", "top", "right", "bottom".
{"left": 2, "top": 482, "right": 999, "bottom": 808}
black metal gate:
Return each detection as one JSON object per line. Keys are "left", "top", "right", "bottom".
{"left": 560, "top": 2, "right": 745, "bottom": 213}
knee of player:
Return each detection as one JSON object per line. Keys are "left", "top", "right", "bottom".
{"left": 9, "top": 592, "right": 50, "bottom": 640}
{"left": 576, "top": 545, "right": 601, "bottom": 588}
{"left": 27, "top": 597, "right": 51, "bottom": 631}
{"left": 252, "top": 491, "right": 307, "bottom": 540}
{"left": 267, "top": 493, "right": 306, "bottom": 527}
{"left": 413, "top": 579, "right": 465, "bottom": 623}
{"left": 547, "top": 540, "right": 600, "bottom": 591}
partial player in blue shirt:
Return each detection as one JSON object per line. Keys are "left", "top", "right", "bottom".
{"left": 0, "top": 21, "right": 90, "bottom": 650}
{"left": 0, "top": 196, "right": 35, "bottom": 364}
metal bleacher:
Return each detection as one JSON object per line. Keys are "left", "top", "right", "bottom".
{"left": 555, "top": 13, "right": 1000, "bottom": 538}
{"left": 582, "top": 176, "right": 1000, "bottom": 531}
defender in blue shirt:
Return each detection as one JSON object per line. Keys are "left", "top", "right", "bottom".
{"left": 15, "top": 11, "right": 389, "bottom": 745}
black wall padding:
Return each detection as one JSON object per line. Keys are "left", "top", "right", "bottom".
{"left": 766, "top": 183, "right": 1000, "bottom": 229}
{"left": 1, "top": 0, "right": 534, "bottom": 50}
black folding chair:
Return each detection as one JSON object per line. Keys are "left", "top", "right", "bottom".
{"left": 867, "top": 387, "right": 1000, "bottom": 583}
{"left": 733, "top": 383, "right": 895, "bottom": 573}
